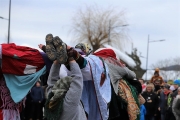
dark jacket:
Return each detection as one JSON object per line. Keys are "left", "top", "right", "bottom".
{"left": 142, "top": 91, "right": 159, "bottom": 115}
{"left": 171, "top": 89, "right": 178, "bottom": 100}
{"left": 31, "top": 86, "right": 44, "bottom": 102}
{"left": 159, "top": 91, "right": 170, "bottom": 114}
{"left": 168, "top": 88, "right": 178, "bottom": 109}
{"left": 108, "top": 83, "right": 128, "bottom": 120}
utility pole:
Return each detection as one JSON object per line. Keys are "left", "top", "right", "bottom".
{"left": 145, "top": 35, "right": 165, "bottom": 80}
{"left": 145, "top": 35, "right": 150, "bottom": 80}
{"left": 7, "top": 0, "right": 11, "bottom": 44}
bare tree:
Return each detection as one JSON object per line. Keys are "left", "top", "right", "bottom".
{"left": 126, "top": 48, "right": 146, "bottom": 78}
{"left": 173, "top": 57, "right": 180, "bottom": 65}
{"left": 151, "top": 57, "right": 180, "bottom": 80}
{"left": 71, "top": 5, "right": 130, "bottom": 51}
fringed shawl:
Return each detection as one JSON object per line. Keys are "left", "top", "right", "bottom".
{"left": 118, "top": 79, "right": 140, "bottom": 120}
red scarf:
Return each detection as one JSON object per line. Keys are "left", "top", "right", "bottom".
{"left": 93, "top": 48, "right": 117, "bottom": 60}
{"left": 164, "top": 90, "right": 170, "bottom": 95}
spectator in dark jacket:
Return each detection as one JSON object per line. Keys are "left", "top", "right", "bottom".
{"left": 154, "top": 80, "right": 162, "bottom": 120}
{"left": 30, "top": 81, "right": 44, "bottom": 120}
{"left": 158, "top": 84, "right": 171, "bottom": 120}
{"left": 24, "top": 91, "right": 33, "bottom": 120}
{"left": 142, "top": 84, "right": 158, "bottom": 120}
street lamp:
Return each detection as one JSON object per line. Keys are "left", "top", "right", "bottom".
{"left": 0, "top": 16, "right": 9, "bottom": 20}
{"left": 108, "top": 20, "right": 128, "bottom": 45}
{"left": 145, "top": 34, "right": 165, "bottom": 80}
{"left": 0, "top": 0, "right": 11, "bottom": 44}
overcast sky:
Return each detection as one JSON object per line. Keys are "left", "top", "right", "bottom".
{"left": 0, "top": 0, "right": 180, "bottom": 69}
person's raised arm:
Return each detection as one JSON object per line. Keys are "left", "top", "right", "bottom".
{"left": 46, "top": 61, "right": 60, "bottom": 95}
{"left": 64, "top": 59, "right": 83, "bottom": 105}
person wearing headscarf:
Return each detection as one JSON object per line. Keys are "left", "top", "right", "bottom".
{"left": 75, "top": 43, "right": 92, "bottom": 56}
{"left": 150, "top": 68, "right": 164, "bottom": 85}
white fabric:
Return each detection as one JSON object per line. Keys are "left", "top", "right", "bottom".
{"left": 23, "top": 64, "right": 37, "bottom": 74}
{"left": 59, "top": 64, "right": 70, "bottom": 78}
{"left": 85, "top": 56, "right": 111, "bottom": 103}
{"left": 80, "top": 62, "right": 92, "bottom": 81}
{"left": 170, "top": 85, "right": 175, "bottom": 91}
{"left": 85, "top": 55, "right": 111, "bottom": 120}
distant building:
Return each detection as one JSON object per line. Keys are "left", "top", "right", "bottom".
{"left": 160, "top": 65, "right": 180, "bottom": 71}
